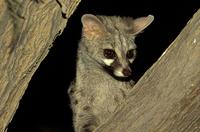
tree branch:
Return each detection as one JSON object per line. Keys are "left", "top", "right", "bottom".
{"left": 0, "top": 0, "right": 80, "bottom": 131}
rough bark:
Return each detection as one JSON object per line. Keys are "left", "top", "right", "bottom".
{"left": 95, "top": 9, "right": 200, "bottom": 132}
{"left": 0, "top": 0, "right": 80, "bottom": 131}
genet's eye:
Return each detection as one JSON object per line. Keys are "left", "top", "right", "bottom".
{"left": 103, "top": 49, "right": 116, "bottom": 59}
{"left": 126, "top": 49, "right": 134, "bottom": 59}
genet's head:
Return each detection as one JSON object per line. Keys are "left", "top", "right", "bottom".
{"left": 81, "top": 14, "right": 154, "bottom": 78}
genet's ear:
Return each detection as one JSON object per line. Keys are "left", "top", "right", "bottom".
{"left": 128, "top": 15, "right": 154, "bottom": 35}
{"left": 81, "top": 14, "right": 107, "bottom": 39}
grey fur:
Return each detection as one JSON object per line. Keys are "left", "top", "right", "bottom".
{"left": 68, "top": 14, "right": 154, "bottom": 132}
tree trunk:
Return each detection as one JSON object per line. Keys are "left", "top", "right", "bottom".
{"left": 95, "top": 9, "right": 200, "bottom": 132}
{"left": 0, "top": 0, "right": 80, "bottom": 131}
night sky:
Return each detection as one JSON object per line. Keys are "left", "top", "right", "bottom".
{"left": 8, "top": 0, "right": 199, "bottom": 132}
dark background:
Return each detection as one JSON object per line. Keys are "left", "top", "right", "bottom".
{"left": 8, "top": 0, "right": 199, "bottom": 132}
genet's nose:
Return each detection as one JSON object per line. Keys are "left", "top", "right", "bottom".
{"left": 122, "top": 68, "right": 132, "bottom": 77}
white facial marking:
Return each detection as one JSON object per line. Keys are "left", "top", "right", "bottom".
{"left": 129, "top": 58, "right": 134, "bottom": 63}
{"left": 103, "top": 59, "right": 114, "bottom": 66}
{"left": 114, "top": 68, "right": 125, "bottom": 77}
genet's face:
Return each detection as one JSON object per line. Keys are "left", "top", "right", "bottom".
{"left": 101, "top": 34, "right": 136, "bottom": 78}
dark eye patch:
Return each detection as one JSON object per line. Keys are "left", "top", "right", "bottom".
{"left": 126, "top": 49, "right": 135, "bottom": 59}
{"left": 103, "top": 49, "right": 116, "bottom": 59}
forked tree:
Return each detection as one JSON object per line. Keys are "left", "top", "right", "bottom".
{"left": 0, "top": 0, "right": 199, "bottom": 132}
